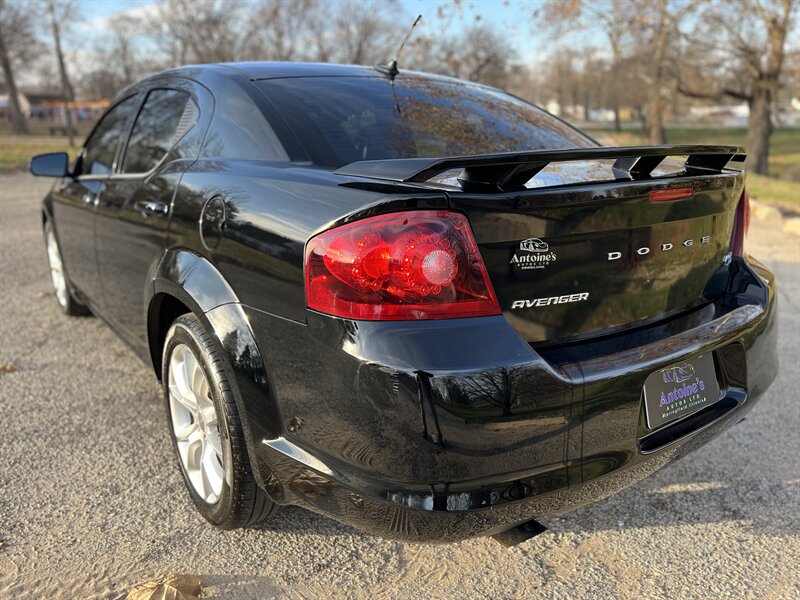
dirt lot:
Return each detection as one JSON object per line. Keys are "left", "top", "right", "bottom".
{"left": 1, "top": 174, "right": 798, "bottom": 599}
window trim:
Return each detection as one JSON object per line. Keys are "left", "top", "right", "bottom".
{"left": 115, "top": 86, "right": 198, "bottom": 180}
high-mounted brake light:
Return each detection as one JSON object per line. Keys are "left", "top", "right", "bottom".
{"left": 305, "top": 211, "right": 500, "bottom": 320}
{"left": 730, "top": 189, "right": 750, "bottom": 257}
{"left": 649, "top": 187, "right": 694, "bottom": 202}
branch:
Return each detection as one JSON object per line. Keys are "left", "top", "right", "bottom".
{"left": 721, "top": 88, "right": 753, "bottom": 101}
{"left": 677, "top": 83, "right": 722, "bottom": 101}
{"left": 677, "top": 82, "right": 753, "bottom": 102}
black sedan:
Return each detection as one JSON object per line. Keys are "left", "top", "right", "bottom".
{"left": 30, "top": 62, "right": 777, "bottom": 542}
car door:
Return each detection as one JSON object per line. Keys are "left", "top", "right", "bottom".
{"left": 50, "top": 95, "right": 140, "bottom": 306}
{"left": 94, "top": 85, "right": 198, "bottom": 347}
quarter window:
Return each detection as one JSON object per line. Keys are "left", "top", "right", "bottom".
{"left": 122, "top": 89, "right": 193, "bottom": 174}
{"left": 81, "top": 95, "right": 139, "bottom": 176}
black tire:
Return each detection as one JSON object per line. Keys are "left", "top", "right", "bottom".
{"left": 162, "top": 313, "right": 277, "bottom": 529}
{"left": 43, "top": 219, "right": 90, "bottom": 316}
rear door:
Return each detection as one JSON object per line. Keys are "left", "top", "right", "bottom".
{"left": 95, "top": 85, "right": 198, "bottom": 346}
{"left": 50, "top": 95, "right": 140, "bottom": 305}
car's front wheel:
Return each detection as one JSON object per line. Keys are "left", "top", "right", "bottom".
{"left": 162, "top": 313, "right": 276, "bottom": 529}
{"left": 43, "top": 219, "right": 89, "bottom": 316}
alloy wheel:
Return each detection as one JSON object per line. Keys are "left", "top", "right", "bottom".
{"left": 167, "top": 343, "right": 225, "bottom": 504}
{"left": 45, "top": 226, "right": 68, "bottom": 309}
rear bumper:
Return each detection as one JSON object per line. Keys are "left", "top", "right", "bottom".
{"left": 231, "top": 256, "right": 777, "bottom": 542}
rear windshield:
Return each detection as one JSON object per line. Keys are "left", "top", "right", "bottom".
{"left": 257, "top": 76, "right": 595, "bottom": 167}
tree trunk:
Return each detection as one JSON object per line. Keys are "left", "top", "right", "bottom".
{"left": 48, "top": 0, "right": 75, "bottom": 147}
{"left": 746, "top": 80, "right": 773, "bottom": 175}
{"left": 639, "top": 106, "right": 647, "bottom": 137}
{"left": 742, "top": 0, "right": 790, "bottom": 176}
{"left": 608, "top": 32, "right": 623, "bottom": 133}
{"left": 645, "top": 0, "right": 672, "bottom": 145}
{"left": 583, "top": 88, "right": 590, "bottom": 122}
{"left": 647, "top": 91, "right": 667, "bottom": 145}
{"left": 0, "top": 31, "right": 28, "bottom": 134}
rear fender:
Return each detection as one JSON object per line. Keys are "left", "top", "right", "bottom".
{"left": 150, "top": 248, "right": 283, "bottom": 489}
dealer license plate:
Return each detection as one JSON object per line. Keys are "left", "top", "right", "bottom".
{"left": 643, "top": 353, "right": 720, "bottom": 429}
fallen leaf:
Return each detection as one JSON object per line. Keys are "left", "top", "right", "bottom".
{"left": 127, "top": 574, "right": 202, "bottom": 600}
{"left": 35, "top": 291, "right": 49, "bottom": 298}
{"left": 0, "top": 365, "right": 17, "bottom": 374}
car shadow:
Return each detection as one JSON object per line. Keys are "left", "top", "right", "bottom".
{"left": 251, "top": 505, "right": 368, "bottom": 539}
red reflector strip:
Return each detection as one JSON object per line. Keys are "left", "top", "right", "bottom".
{"left": 649, "top": 187, "right": 694, "bottom": 202}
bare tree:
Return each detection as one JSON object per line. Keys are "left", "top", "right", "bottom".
{"left": 146, "top": 0, "right": 258, "bottom": 65}
{"left": 540, "top": 0, "right": 633, "bottom": 130}
{"left": 539, "top": 0, "right": 696, "bottom": 142}
{"left": 329, "top": 1, "right": 399, "bottom": 65}
{"left": 538, "top": 49, "right": 577, "bottom": 116}
{"left": 253, "top": 0, "right": 324, "bottom": 61}
{"left": 680, "top": 0, "right": 798, "bottom": 174}
{"left": 636, "top": 0, "right": 697, "bottom": 144}
{"left": 81, "top": 13, "right": 148, "bottom": 100}
{"left": 414, "top": 24, "right": 515, "bottom": 89}
{"left": 47, "top": 0, "right": 76, "bottom": 146}
{"left": 106, "top": 14, "right": 145, "bottom": 87}
{"left": 0, "top": 0, "right": 38, "bottom": 134}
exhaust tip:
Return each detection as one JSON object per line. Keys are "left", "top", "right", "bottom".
{"left": 491, "top": 519, "right": 547, "bottom": 547}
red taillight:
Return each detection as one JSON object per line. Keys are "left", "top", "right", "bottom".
{"left": 649, "top": 187, "right": 694, "bottom": 202}
{"left": 731, "top": 189, "right": 751, "bottom": 257}
{"left": 305, "top": 210, "right": 500, "bottom": 320}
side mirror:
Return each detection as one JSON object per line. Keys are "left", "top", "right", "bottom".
{"left": 30, "top": 152, "right": 69, "bottom": 178}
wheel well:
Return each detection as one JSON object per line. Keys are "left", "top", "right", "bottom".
{"left": 148, "top": 293, "right": 191, "bottom": 381}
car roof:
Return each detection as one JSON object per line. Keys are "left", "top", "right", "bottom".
{"left": 141, "top": 61, "right": 470, "bottom": 86}
{"left": 216, "top": 61, "right": 381, "bottom": 80}
{"left": 111, "top": 61, "right": 486, "bottom": 118}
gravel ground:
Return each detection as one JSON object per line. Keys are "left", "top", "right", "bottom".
{"left": 1, "top": 173, "right": 798, "bottom": 599}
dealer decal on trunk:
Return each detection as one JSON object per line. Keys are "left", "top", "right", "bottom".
{"left": 510, "top": 238, "right": 557, "bottom": 270}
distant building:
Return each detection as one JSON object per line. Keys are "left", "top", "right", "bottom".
{"left": 26, "top": 95, "right": 109, "bottom": 123}
{"left": 0, "top": 92, "right": 31, "bottom": 119}
{"left": 688, "top": 104, "right": 749, "bottom": 119}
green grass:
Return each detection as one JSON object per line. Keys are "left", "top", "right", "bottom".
{"left": 594, "top": 128, "right": 800, "bottom": 210}
{"left": 0, "top": 136, "right": 78, "bottom": 171}
{"left": 746, "top": 172, "right": 800, "bottom": 209}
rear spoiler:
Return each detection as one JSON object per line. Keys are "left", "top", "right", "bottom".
{"left": 334, "top": 145, "right": 746, "bottom": 192}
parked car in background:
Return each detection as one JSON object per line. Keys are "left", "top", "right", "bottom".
{"left": 30, "top": 62, "right": 777, "bottom": 542}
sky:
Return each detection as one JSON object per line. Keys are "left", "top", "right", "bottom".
{"left": 79, "top": 0, "right": 148, "bottom": 16}
{"left": 402, "top": 0, "right": 552, "bottom": 57}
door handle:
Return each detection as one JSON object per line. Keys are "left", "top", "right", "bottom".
{"left": 135, "top": 200, "right": 169, "bottom": 218}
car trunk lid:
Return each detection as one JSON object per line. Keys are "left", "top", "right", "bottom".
{"left": 335, "top": 146, "right": 745, "bottom": 343}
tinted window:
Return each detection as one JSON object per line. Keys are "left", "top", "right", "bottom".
{"left": 200, "top": 87, "right": 288, "bottom": 161}
{"left": 81, "top": 95, "right": 138, "bottom": 176}
{"left": 122, "top": 89, "right": 192, "bottom": 174}
{"left": 257, "top": 76, "right": 594, "bottom": 167}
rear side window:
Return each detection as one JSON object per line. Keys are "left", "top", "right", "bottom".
{"left": 257, "top": 76, "right": 595, "bottom": 167}
{"left": 200, "top": 87, "right": 288, "bottom": 161}
{"left": 122, "top": 89, "right": 193, "bottom": 174}
{"left": 81, "top": 95, "right": 139, "bottom": 176}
